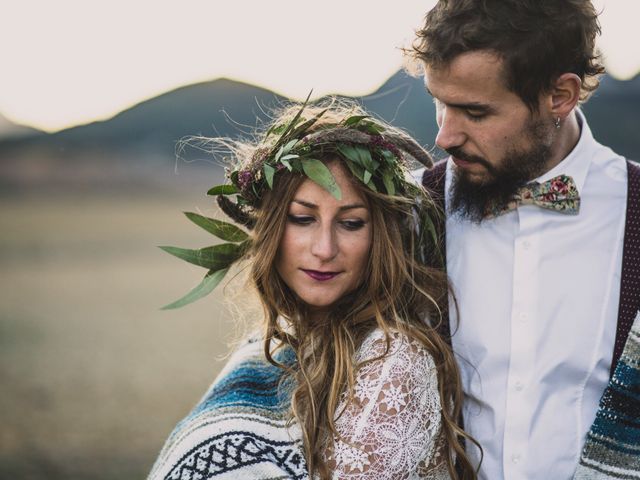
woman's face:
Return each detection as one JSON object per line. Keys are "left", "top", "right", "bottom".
{"left": 276, "top": 162, "right": 372, "bottom": 316}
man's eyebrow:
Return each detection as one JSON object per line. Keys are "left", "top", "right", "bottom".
{"left": 449, "top": 101, "right": 494, "bottom": 111}
{"left": 425, "top": 87, "right": 494, "bottom": 112}
{"left": 292, "top": 199, "right": 367, "bottom": 211}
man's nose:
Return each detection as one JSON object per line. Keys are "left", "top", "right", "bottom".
{"left": 435, "top": 109, "right": 466, "bottom": 151}
{"left": 310, "top": 224, "right": 338, "bottom": 261}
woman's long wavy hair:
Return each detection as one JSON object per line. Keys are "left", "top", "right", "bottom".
{"left": 236, "top": 102, "right": 479, "bottom": 479}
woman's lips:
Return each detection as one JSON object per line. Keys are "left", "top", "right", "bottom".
{"left": 302, "top": 269, "right": 340, "bottom": 281}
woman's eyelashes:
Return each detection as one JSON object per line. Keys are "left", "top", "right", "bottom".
{"left": 287, "top": 214, "right": 314, "bottom": 225}
{"left": 286, "top": 214, "right": 367, "bottom": 231}
{"left": 339, "top": 219, "right": 367, "bottom": 231}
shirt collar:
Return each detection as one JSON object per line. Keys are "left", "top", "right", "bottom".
{"left": 534, "top": 108, "right": 594, "bottom": 193}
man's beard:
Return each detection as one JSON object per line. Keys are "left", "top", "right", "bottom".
{"left": 449, "top": 119, "right": 553, "bottom": 223}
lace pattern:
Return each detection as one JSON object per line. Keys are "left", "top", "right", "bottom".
{"left": 326, "top": 329, "right": 449, "bottom": 479}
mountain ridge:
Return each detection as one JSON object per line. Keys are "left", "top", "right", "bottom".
{"left": 1, "top": 71, "right": 638, "bottom": 191}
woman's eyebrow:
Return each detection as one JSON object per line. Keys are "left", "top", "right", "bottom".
{"left": 292, "top": 199, "right": 367, "bottom": 211}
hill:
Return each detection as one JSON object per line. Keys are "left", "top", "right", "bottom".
{"left": 1, "top": 72, "right": 638, "bottom": 191}
{"left": 0, "top": 112, "right": 42, "bottom": 140}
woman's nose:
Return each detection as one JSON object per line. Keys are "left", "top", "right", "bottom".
{"left": 310, "top": 224, "right": 338, "bottom": 261}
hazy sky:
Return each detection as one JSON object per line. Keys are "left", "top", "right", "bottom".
{"left": 2, "top": 0, "right": 639, "bottom": 132}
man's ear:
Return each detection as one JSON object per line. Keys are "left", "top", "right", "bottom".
{"left": 546, "top": 73, "right": 582, "bottom": 120}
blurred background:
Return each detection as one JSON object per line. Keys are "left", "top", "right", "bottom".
{"left": 1, "top": 1, "right": 639, "bottom": 478}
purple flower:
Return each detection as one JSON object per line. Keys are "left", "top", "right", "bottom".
{"left": 238, "top": 170, "right": 253, "bottom": 189}
{"left": 370, "top": 135, "right": 402, "bottom": 159}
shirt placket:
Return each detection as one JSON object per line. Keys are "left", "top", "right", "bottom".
{"left": 503, "top": 209, "right": 539, "bottom": 479}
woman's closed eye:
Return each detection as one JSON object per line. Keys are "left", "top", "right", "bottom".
{"left": 287, "top": 214, "right": 315, "bottom": 225}
{"left": 340, "top": 219, "right": 367, "bottom": 231}
{"left": 287, "top": 214, "right": 367, "bottom": 231}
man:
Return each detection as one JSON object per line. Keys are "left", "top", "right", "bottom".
{"left": 410, "top": 1, "right": 640, "bottom": 479}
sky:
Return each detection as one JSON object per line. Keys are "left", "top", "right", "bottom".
{"left": 2, "top": 0, "right": 639, "bottom": 133}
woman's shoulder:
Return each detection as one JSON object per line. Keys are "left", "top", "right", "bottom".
{"left": 357, "top": 327, "right": 437, "bottom": 370}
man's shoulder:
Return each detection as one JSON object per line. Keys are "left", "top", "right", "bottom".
{"left": 421, "top": 160, "right": 448, "bottom": 210}
{"left": 421, "top": 160, "right": 448, "bottom": 185}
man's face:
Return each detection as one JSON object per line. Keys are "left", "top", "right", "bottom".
{"left": 425, "top": 50, "right": 555, "bottom": 220}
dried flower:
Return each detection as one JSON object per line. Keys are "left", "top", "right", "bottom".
{"left": 238, "top": 170, "right": 253, "bottom": 190}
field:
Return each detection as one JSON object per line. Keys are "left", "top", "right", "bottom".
{"left": 0, "top": 188, "right": 250, "bottom": 479}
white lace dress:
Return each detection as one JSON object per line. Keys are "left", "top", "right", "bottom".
{"left": 326, "top": 329, "right": 450, "bottom": 479}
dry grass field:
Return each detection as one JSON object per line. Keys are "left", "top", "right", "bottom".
{"left": 0, "top": 188, "right": 253, "bottom": 479}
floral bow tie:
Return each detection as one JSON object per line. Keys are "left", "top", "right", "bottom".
{"left": 485, "top": 174, "right": 581, "bottom": 218}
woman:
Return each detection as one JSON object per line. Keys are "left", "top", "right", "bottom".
{"left": 149, "top": 100, "right": 478, "bottom": 479}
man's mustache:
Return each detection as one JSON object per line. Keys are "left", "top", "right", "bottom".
{"left": 446, "top": 147, "right": 496, "bottom": 174}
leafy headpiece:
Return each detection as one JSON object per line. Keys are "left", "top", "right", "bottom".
{"left": 161, "top": 99, "right": 436, "bottom": 309}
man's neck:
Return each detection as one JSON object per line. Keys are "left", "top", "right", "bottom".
{"left": 544, "top": 110, "right": 581, "bottom": 173}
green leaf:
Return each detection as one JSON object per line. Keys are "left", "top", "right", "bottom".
{"left": 337, "top": 144, "right": 361, "bottom": 165}
{"left": 290, "top": 158, "right": 303, "bottom": 173}
{"left": 356, "top": 147, "right": 378, "bottom": 172}
{"left": 343, "top": 115, "right": 369, "bottom": 127}
{"left": 363, "top": 169, "right": 372, "bottom": 185}
{"left": 381, "top": 149, "right": 397, "bottom": 164}
{"left": 337, "top": 144, "right": 377, "bottom": 172}
{"left": 207, "top": 184, "right": 239, "bottom": 196}
{"left": 280, "top": 158, "right": 293, "bottom": 171}
{"left": 272, "top": 91, "right": 313, "bottom": 149}
{"left": 301, "top": 159, "right": 341, "bottom": 199}
{"left": 422, "top": 212, "right": 438, "bottom": 247}
{"left": 382, "top": 169, "right": 396, "bottom": 195}
{"left": 274, "top": 145, "right": 285, "bottom": 162}
{"left": 161, "top": 268, "right": 229, "bottom": 310}
{"left": 282, "top": 139, "right": 299, "bottom": 155}
{"left": 266, "top": 123, "right": 288, "bottom": 138}
{"left": 360, "top": 121, "right": 385, "bottom": 134}
{"left": 159, "top": 242, "right": 247, "bottom": 270}
{"left": 280, "top": 153, "right": 300, "bottom": 161}
{"left": 264, "top": 164, "right": 276, "bottom": 189}
{"left": 343, "top": 159, "right": 365, "bottom": 182}
{"left": 183, "top": 212, "right": 249, "bottom": 242}
{"left": 288, "top": 108, "right": 328, "bottom": 139}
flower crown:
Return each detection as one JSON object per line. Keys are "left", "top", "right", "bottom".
{"left": 160, "top": 99, "right": 436, "bottom": 309}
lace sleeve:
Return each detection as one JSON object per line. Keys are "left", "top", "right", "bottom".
{"left": 326, "top": 330, "right": 448, "bottom": 480}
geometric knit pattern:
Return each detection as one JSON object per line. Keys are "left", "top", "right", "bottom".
{"left": 165, "top": 431, "right": 307, "bottom": 480}
{"left": 573, "top": 312, "right": 640, "bottom": 479}
{"left": 147, "top": 337, "right": 309, "bottom": 480}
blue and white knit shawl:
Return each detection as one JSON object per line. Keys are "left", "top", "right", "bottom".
{"left": 574, "top": 312, "right": 640, "bottom": 479}
{"left": 148, "top": 337, "right": 309, "bottom": 480}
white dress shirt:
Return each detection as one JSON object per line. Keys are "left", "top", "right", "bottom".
{"left": 444, "top": 111, "right": 628, "bottom": 479}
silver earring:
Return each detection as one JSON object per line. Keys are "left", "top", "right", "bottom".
{"left": 554, "top": 117, "right": 561, "bottom": 129}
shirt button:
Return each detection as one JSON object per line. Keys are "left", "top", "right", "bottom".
{"left": 512, "top": 454, "right": 521, "bottom": 464}
{"left": 515, "top": 381, "right": 524, "bottom": 391}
